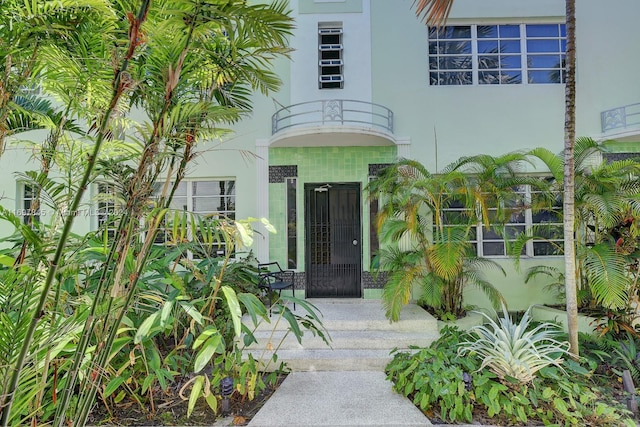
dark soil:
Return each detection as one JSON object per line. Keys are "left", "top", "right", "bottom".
{"left": 87, "top": 374, "right": 287, "bottom": 426}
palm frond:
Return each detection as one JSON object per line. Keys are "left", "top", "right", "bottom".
{"left": 412, "top": 0, "right": 455, "bottom": 26}
{"left": 573, "top": 136, "right": 601, "bottom": 171}
{"left": 418, "top": 272, "right": 445, "bottom": 310}
{"left": 381, "top": 249, "right": 429, "bottom": 321}
{"left": 527, "top": 147, "right": 564, "bottom": 181}
{"left": 583, "top": 243, "right": 631, "bottom": 309}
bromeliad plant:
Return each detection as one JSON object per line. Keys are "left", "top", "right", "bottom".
{"left": 458, "top": 304, "right": 570, "bottom": 384}
{"left": 387, "top": 325, "right": 634, "bottom": 426}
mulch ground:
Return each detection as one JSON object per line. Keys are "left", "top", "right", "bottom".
{"left": 87, "top": 374, "right": 287, "bottom": 426}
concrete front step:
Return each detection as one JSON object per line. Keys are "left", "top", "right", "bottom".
{"left": 242, "top": 299, "right": 439, "bottom": 372}
{"left": 246, "top": 329, "right": 439, "bottom": 350}
{"left": 256, "top": 348, "right": 404, "bottom": 371}
{"left": 249, "top": 299, "right": 438, "bottom": 333}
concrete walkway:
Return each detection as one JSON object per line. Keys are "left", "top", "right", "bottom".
{"left": 247, "top": 370, "right": 432, "bottom": 427}
{"left": 245, "top": 300, "right": 436, "bottom": 426}
{"left": 239, "top": 300, "right": 491, "bottom": 427}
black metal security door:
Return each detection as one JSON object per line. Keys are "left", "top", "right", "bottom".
{"left": 305, "top": 183, "right": 361, "bottom": 298}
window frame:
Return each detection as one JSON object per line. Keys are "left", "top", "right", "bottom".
{"left": 318, "top": 25, "right": 344, "bottom": 89}
{"left": 440, "top": 184, "right": 564, "bottom": 258}
{"left": 286, "top": 177, "right": 297, "bottom": 269}
{"left": 152, "top": 179, "right": 237, "bottom": 260}
{"left": 95, "top": 182, "right": 120, "bottom": 239}
{"left": 428, "top": 23, "right": 566, "bottom": 86}
{"left": 18, "top": 182, "right": 40, "bottom": 224}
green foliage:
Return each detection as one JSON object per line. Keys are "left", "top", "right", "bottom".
{"left": 182, "top": 295, "right": 330, "bottom": 419}
{"left": 368, "top": 155, "right": 537, "bottom": 320}
{"left": 459, "top": 305, "right": 570, "bottom": 384}
{"left": 386, "top": 326, "right": 634, "bottom": 426}
{"left": 590, "top": 306, "right": 640, "bottom": 340}
{"left": 523, "top": 139, "right": 640, "bottom": 312}
{"left": 611, "top": 333, "right": 640, "bottom": 383}
{"left": 0, "top": 0, "right": 297, "bottom": 425}
{"left": 386, "top": 327, "right": 478, "bottom": 422}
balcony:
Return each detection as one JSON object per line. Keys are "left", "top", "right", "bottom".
{"left": 270, "top": 99, "right": 395, "bottom": 147}
{"left": 601, "top": 102, "right": 640, "bottom": 141}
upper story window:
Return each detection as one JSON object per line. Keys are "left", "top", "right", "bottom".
{"left": 429, "top": 24, "right": 566, "bottom": 86}
{"left": 318, "top": 23, "right": 343, "bottom": 89}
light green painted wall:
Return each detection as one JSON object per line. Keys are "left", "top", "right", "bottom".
{"left": 369, "top": 0, "right": 640, "bottom": 170}
{"left": 462, "top": 258, "right": 565, "bottom": 311}
{"left": 0, "top": 133, "right": 95, "bottom": 240}
{"left": 573, "top": 0, "right": 640, "bottom": 137}
{"left": 299, "top": 0, "right": 362, "bottom": 14}
{"left": 370, "top": 1, "right": 566, "bottom": 170}
{"left": 268, "top": 145, "right": 396, "bottom": 269}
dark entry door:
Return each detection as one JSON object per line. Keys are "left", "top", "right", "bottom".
{"left": 305, "top": 183, "right": 361, "bottom": 298}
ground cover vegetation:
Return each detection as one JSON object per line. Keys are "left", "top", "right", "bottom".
{"left": 374, "top": 147, "right": 640, "bottom": 424}
{"left": 0, "top": 1, "right": 330, "bottom": 426}
{"left": 387, "top": 320, "right": 637, "bottom": 426}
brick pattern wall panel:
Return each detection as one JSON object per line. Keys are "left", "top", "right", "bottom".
{"left": 294, "top": 272, "right": 306, "bottom": 290}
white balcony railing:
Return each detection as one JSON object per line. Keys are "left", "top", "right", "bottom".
{"left": 272, "top": 99, "right": 393, "bottom": 135}
{"left": 601, "top": 102, "right": 640, "bottom": 133}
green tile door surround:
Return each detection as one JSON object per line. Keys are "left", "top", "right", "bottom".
{"left": 268, "top": 146, "right": 396, "bottom": 284}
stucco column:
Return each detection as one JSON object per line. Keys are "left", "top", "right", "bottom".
{"left": 256, "top": 139, "right": 270, "bottom": 263}
{"left": 395, "top": 137, "right": 411, "bottom": 159}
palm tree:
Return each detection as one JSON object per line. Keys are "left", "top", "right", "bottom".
{"left": 520, "top": 139, "right": 640, "bottom": 311}
{"left": 1, "top": 0, "right": 294, "bottom": 424}
{"left": 367, "top": 159, "right": 501, "bottom": 320}
{"left": 368, "top": 153, "right": 538, "bottom": 320}
{"left": 412, "top": 0, "right": 580, "bottom": 356}
{"left": 0, "top": 0, "right": 113, "bottom": 154}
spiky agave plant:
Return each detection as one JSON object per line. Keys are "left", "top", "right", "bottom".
{"left": 458, "top": 304, "right": 570, "bottom": 384}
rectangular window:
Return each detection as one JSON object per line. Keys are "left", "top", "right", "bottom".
{"left": 96, "top": 183, "right": 119, "bottom": 239}
{"left": 477, "top": 25, "right": 522, "bottom": 84}
{"left": 369, "top": 176, "right": 380, "bottom": 267}
{"left": 479, "top": 187, "right": 527, "bottom": 257}
{"left": 319, "top": 24, "right": 343, "bottom": 89}
{"left": 429, "top": 23, "right": 565, "bottom": 86}
{"left": 20, "top": 183, "right": 40, "bottom": 224}
{"left": 440, "top": 184, "right": 563, "bottom": 257}
{"left": 428, "top": 26, "right": 473, "bottom": 85}
{"left": 440, "top": 198, "right": 477, "bottom": 253}
{"left": 526, "top": 24, "right": 566, "bottom": 84}
{"left": 153, "top": 179, "right": 236, "bottom": 258}
{"left": 286, "top": 178, "right": 297, "bottom": 269}
{"left": 529, "top": 187, "right": 564, "bottom": 256}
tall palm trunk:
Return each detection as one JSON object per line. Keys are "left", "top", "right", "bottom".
{"left": 413, "top": 0, "right": 580, "bottom": 355}
{"left": 563, "top": 0, "right": 579, "bottom": 357}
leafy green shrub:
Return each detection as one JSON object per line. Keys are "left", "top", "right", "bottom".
{"left": 458, "top": 305, "right": 570, "bottom": 384}
{"left": 611, "top": 333, "right": 640, "bottom": 383}
{"left": 386, "top": 326, "right": 634, "bottom": 426}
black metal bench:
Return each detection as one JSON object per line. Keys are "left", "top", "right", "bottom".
{"left": 257, "top": 262, "right": 296, "bottom": 310}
